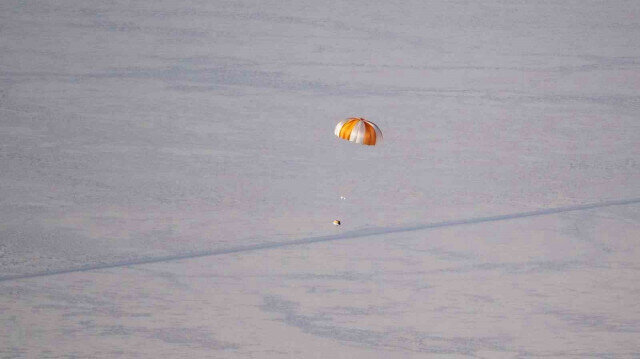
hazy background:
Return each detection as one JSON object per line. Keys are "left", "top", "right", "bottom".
{"left": 1, "top": 0, "right": 639, "bottom": 357}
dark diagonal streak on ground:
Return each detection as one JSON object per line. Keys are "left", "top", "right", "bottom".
{"left": 1, "top": 197, "right": 639, "bottom": 282}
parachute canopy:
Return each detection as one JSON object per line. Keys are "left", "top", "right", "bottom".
{"left": 334, "top": 117, "right": 382, "bottom": 146}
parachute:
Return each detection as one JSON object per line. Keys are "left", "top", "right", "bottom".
{"left": 334, "top": 118, "right": 382, "bottom": 146}
{"left": 332, "top": 117, "right": 383, "bottom": 226}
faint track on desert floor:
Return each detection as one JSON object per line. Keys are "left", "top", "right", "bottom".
{"left": 1, "top": 197, "right": 639, "bottom": 282}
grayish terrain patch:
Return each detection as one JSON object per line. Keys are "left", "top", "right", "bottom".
{"left": 1, "top": 0, "right": 639, "bottom": 357}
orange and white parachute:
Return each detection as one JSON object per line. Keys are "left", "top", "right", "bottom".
{"left": 334, "top": 117, "right": 382, "bottom": 146}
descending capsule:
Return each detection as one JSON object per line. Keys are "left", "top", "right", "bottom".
{"left": 334, "top": 117, "right": 382, "bottom": 146}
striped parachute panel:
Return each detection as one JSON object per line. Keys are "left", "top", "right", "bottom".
{"left": 334, "top": 118, "right": 382, "bottom": 146}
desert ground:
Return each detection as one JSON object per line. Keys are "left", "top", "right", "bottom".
{"left": 1, "top": 0, "right": 640, "bottom": 357}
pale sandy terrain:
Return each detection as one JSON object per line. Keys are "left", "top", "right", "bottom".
{"left": 1, "top": 0, "right": 640, "bottom": 357}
